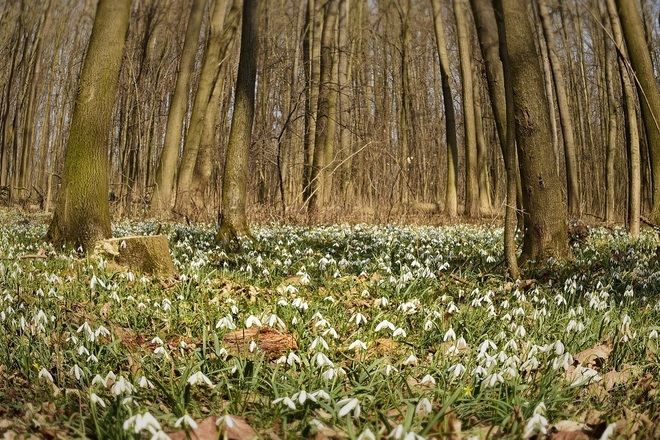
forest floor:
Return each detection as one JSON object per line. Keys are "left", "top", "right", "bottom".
{"left": 0, "top": 209, "right": 658, "bottom": 439}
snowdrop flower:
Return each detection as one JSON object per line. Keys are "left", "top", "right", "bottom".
{"left": 420, "top": 374, "right": 436, "bottom": 385}
{"left": 216, "top": 315, "right": 236, "bottom": 330}
{"left": 552, "top": 353, "right": 573, "bottom": 371}
{"left": 150, "top": 430, "right": 171, "bottom": 440}
{"left": 69, "top": 364, "right": 84, "bottom": 381}
{"left": 383, "top": 364, "right": 398, "bottom": 376}
{"left": 471, "top": 365, "right": 487, "bottom": 377}
{"left": 272, "top": 396, "right": 296, "bottom": 410}
{"left": 187, "top": 371, "right": 214, "bottom": 387}
{"left": 650, "top": 329, "right": 658, "bottom": 339}
{"left": 570, "top": 366, "right": 601, "bottom": 387}
{"left": 447, "top": 302, "right": 460, "bottom": 314}
{"left": 310, "top": 389, "right": 331, "bottom": 401}
{"left": 375, "top": 320, "right": 395, "bottom": 332}
{"left": 322, "top": 367, "right": 346, "bottom": 380}
{"left": 522, "top": 403, "right": 548, "bottom": 438}
{"left": 393, "top": 327, "right": 407, "bottom": 337}
{"left": 314, "top": 353, "right": 334, "bottom": 367}
{"left": 90, "top": 393, "right": 106, "bottom": 408}
{"left": 443, "top": 328, "right": 456, "bottom": 341}
{"left": 323, "top": 327, "right": 339, "bottom": 339}
{"left": 38, "top": 368, "right": 53, "bottom": 382}
{"left": 423, "top": 320, "right": 435, "bottom": 331}
{"left": 483, "top": 372, "right": 504, "bottom": 388}
{"left": 599, "top": 423, "right": 617, "bottom": 440}
{"left": 174, "top": 414, "right": 198, "bottom": 430}
{"left": 111, "top": 376, "right": 136, "bottom": 395}
{"left": 446, "top": 345, "right": 460, "bottom": 356}
{"left": 357, "top": 428, "right": 376, "bottom": 440}
{"left": 415, "top": 397, "right": 432, "bottom": 415}
{"left": 78, "top": 346, "right": 90, "bottom": 356}
{"left": 375, "top": 297, "right": 389, "bottom": 307}
{"left": 402, "top": 354, "right": 418, "bottom": 366}
{"left": 216, "top": 415, "right": 237, "bottom": 428}
{"left": 77, "top": 322, "right": 95, "bottom": 342}
{"left": 349, "top": 313, "right": 368, "bottom": 326}
{"left": 138, "top": 376, "right": 155, "bottom": 389}
{"left": 245, "top": 315, "right": 262, "bottom": 328}
{"left": 336, "top": 397, "right": 361, "bottom": 418}
{"left": 349, "top": 340, "right": 367, "bottom": 351}
{"left": 154, "top": 346, "right": 169, "bottom": 358}
{"left": 123, "top": 412, "right": 161, "bottom": 434}
{"left": 151, "top": 336, "right": 163, "bottom": 345}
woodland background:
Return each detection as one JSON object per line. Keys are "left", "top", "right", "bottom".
{"left": 1, "top": 0, "right": 660, "bottom": 224}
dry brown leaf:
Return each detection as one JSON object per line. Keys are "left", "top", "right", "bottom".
{"left": 548, "top": 420, "right": 590, "bottom": 439}
{"left": 573, "top": 344, "right": 611, "bottom": 369}
{"left": 224, "top": 326, "right": 297, "bottom": 360}
{"left": 169, "top": 415, "right": 257, "bottom": 440}
{"left": 548, "top": 431, "right": 589, "bottom": 440}
{"left": 99, "top": 302, "right": 111, "bottom": 319}
{"left": 367, "top": 338, "right": 398, "bottom": 357}
{"left": 602, "top": 364, "right": 640, "bottom": 391}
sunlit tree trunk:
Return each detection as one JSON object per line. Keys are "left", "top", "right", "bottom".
{"left": 615, "top": 0, "right": 660, "bottom": 225}
{"left": 600, "top": 1, "right": 617, "bottom": 224}
{"left": 431, "top": 0, "right": 458, "bottom": 218}
{"left": 151, "top": 0, "right": 205, "bottom": 216}
{"left": 454, "top": 0, "right": 479, "bottom": 217}
{"left": 607, "top": 0, "right": 640, "bottom": 236}
{"left": 308, "top": 0, "right": 339, "bottom": 215}
{"left": 500, "top": 0, "right": 571, "bottom": 261}
{"left": 47, "top": 0, "right": 130, "bottom": 250}
{"left": 538, "top": 0, "right": 580, "bottom": 217}
{"left": 217, "top": 0, "right": 258, "bottom": 246}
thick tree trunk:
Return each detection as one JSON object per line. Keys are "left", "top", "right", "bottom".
{"left": 151, "top": 0, "right": 206, "bottom": 216}
{"left": 615, "top": 0, "right": 660, "bottom": 225}
{"left": 430, "top": 0, "right": 458, "bottom": 218}
{"left": 47, "top": 0, "right": 130, "bottom": 251}
{"left": 500, "top": 0, "right": 571, "bottom": 261}
{"left": 216, "top": 0, "right": 258, "bottom": 246}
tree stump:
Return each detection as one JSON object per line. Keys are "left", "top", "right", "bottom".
{"left": 94, "top": 235, "right": 176, "bottom": 277}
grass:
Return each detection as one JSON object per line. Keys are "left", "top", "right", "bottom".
{"left": 0, "top": 209, "right": 658, "bottom": 439}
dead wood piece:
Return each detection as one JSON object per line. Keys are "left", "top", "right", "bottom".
{"left": 94, "top": 235, "right": 176, "bottom": 277}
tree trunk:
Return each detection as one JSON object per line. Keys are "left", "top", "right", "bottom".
{"left": 538, "top": 0, "right": 580, "bottom": 217}
{"left": 216, "top": 0, "right": 258, "bottom": 246}
{"left": 302, "top": 0, "right": 321, "bottom": 204}
{"left": 607, "top": 0, "right": 641, "bottom": 236}
{"left": 615, "top": 0, "right": 660, "bottom": 225}
{"left": 500, "top": 0, "right": 571, "bottom": 262}
{"left": 47, "top": 0, "right": 130, "bottom": 251}
{"left": 601, "top": 1, "right": 617, "bottom": 224}
{"left": 151, "top": 0, "right": 206, "bottom": 216}
{"left": 308, "top": 0, "right": 339, "bottom": 215}
{"left": 431, "top": 0, "right": 458, "bottom": 218}
{"left": 454, "top": 0, "right": 479, "bottom": 217}
{"left": 175, "top": 0, "right": 231, "bottom": 219}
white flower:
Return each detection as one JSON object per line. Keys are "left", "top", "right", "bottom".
{"left": 420, "top": 374, "right": 436, "bottom": 385}
{"left": 187, "top": 371, "right": 214, "bottom": 387}
{"left": 483, "top": 372, "right": 504, "bottom": 388}
{"left": 443, "top": 328, "right": 456, "bottom": 341}
{"left": 402, "top": 354, "right": 418, "bottom": 366}
{"left": 349, "top": 313, "right": 368, "bottom": 326}
{"left": 150, "top": 430, "right": 171, "bottom": 440}
{"left": 375, "top": 320, "right": 395, "bottom": 332}
{"left": 123, "top": 412, "right": 162, "bottom": 434}
{"left": 322, "top": 367, "right": 346, "bottom": 380}
{"left": 416, "top": 397, "right": 432, "bottom": 415}
{"left": 216, "top": 315, "right": 236, "bottom": 330}
{"left": 349, "top": 340, "right": 367, "bottom": 351}
{"left": 273, "top": 396, "right": 296, "bottom": 410}
{"left": 337, "top": 397, "right": 361, "bottom": 418}
{"left": 216, "top": 415, "right": 237, "bottom": 428}
{"left": 383, "top": 364, "right": 398, "bottom": 376}
{"left": 174, "top": 414, "right": 198, "bottom": 430}
{"left": 38, "top": 368, "right": 53, "bottom": 382}
{"left": 90, "top": 393, "right": 106, "bottom": 408}
{"left": 69, "top": 364, "right": 85, "bottom": 381}
{"left": 522, "top": 403, "right": 548, "bottom": 438}
{"left": 448, "top": 363, "right": 466, "bottom": 378}
{"left": 138, "top": 376, "right": 155, "bottom": 389}
{"left": 314, "top": 353, "right": 334, "bottom": 367}
{"left": 649, "top": 329, "right": 658, "bottom": 339}
{"left": 153, "top": 346, "right": 169, "bottom": 358}
{"left": 245, "top": 315, "right": 262, "bottom": 328}
{"left": 151, "top": 336, "right": 163, "bottom": 345}
{"left": 111, "top": 376, "right": 136, "bottom": 395}
{"left": 357, "top": 428, "right": 376, "bottom": 440}
{"left": 310, "top": 389, "right": 331, "bottom": 400}
{"left": 310, "top": 336, "right": 329, "bottom": 351}
{"left": 393, "top": 327, "right": 407, "bottom": 337}
{"left": 598, "top": 423, "right": 617, "bottom": 440}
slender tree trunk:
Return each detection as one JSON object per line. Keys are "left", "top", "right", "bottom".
{"left": 493, "top": 0, "right": 520, "bottom": 279}
{"left": 175, "top": 0, "right": 231, "bottom": 218}
{"left": 216, "top": 0, "right": 258, "bottom": 246}
{"left": 474, "top": 73, "right": 492, "bottom": 214}
{"left": 302, "top": 0, "right": 321, "bottom": 203}
{"left": 308, "top": 0, "right": 339, "bottom": 215}
{"left": 537, "top": 0, "right": 580, "bottom": 217}
{"left": 338, "top": 0, "right": 354, "bottom": 203}
{"left": 615, "top": 0, "right": 660, "bottom": 225}
{"left": 47, "top": 0, "right": 130, "bottom": 250}
{"left": 601, "top": 1, "right": 617, "bottom": 224}
{"left": 607, "top": 0, "right": 640, "bottom": 236}
{"left": 454, "top": 0, "right": 479, "bottom": 217}
{"left": 151, "top": 0, "right": 206, "bottom": 216}
{"left": 499, "top": 0, "right": 571, "bottom": 261}
{"left": 431, "top": 0, "right": 458, "bottom": 218}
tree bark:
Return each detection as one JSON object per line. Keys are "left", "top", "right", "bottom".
{"left": 47, "top": 0, "right": 130, "bottom": 251}
{"left": 151, "top": 0, "right": 206, "bottom": 216}
{"left": 607, "top": 0, "right": 641, "bottom": 236}
{"left": 601, "top": 1, "right": 618, "bottom": 224}
{"left": 615, "top": 0, "right": 660, "bottom": 225}
{"left": 538, "top": 0, "right": 580, "bottom": 217}
{"left": 454, "top": 0, "right": 479, "bottom": 217}
{"left": 499, "top": 0, "right": 571, "bottom": 261}
{"left": 431, "top": 0, "right": 459, "bottom": 218}
{"left": 216, "top": 0, "right": 258, "bottom": 246}
{"left": 308, "top": 0, "right": 339, "bottom": 215}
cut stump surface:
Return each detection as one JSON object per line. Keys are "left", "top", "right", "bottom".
{"left": 94, "top": 235, "right": 176, "bottom": 277}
